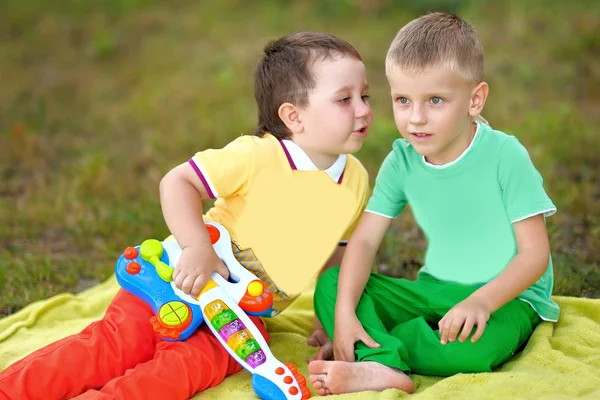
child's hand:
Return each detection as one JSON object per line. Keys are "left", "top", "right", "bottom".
{"left": 438, "top": 296, "right": 491, "bottom": 345}
{"left": 307, "top": 327, "right": 330, "bottom": 348}
{"left": 173, "top": 245, "right": 229, "bottom": 298}
{"left": 333, "top": 313, "right": 380, "bottom": 362}
{"left": 308, "top": 340, "right": 334, "bottom": 363}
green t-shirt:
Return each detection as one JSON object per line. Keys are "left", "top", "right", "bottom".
{"left": 367, "top": 123, "right": 559, "bottom": 321}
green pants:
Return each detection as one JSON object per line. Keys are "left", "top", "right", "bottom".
{"left": 314, "top": 266, "right": 540, "bottom": 376}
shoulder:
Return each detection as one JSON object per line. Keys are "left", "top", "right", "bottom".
{"left": 228, "top": 133, "right": 275, "bottom": 151}
{"left": 388, "top": 138, "right": 421, "bottom": 170}
{"left": 220, "top": 133, "right": 286, "bottom": 164}
{"left": 345, "top": 154, "right": 369, "bottom": 183}
{"left": 377, "top": 138, "right": 417, "bottom": 176}
{"left": 477, "top": 125, "right": 530, "bottom": 160}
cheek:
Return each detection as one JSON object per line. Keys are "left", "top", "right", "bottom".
{"left": 392, "top": 107, "right": 408, "bottom": 127}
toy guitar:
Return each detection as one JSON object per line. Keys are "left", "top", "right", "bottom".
{"left": 115, "top": 221, "right": 311, "bottom": 400}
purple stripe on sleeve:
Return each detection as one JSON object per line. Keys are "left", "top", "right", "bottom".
{"left": 188, "top": 158, "right": 216, "bottom": 199}
{"left": 278, "top": 140, "right": 297, "bottom": 170}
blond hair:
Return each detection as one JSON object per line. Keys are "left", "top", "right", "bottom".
{"left": 386, "top": 12, "right": 484, "bottom": 84}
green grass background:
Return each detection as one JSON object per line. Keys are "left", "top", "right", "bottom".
{"left": 1, "top": 0, "right": 599, "bottom": 316}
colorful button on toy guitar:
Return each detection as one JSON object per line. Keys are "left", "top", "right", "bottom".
{"left": 289, "top": 386, "right": 299, "bottom": 395}
{"left": 246, "top": 350, "right": 266, "bottom": 368}
{"left": 284, "top": 376, "right": 293, "bottom": 384}
{"left": 124, "top": 247, "right": 138, "bottom": 260}
{"left": 227, "top": 329, "right": 253, "bottom": 349}
{"left": 206, "top": 224, "right": 220, "bottom": 244}
{"left": 204, "top": 300, "right": 228, "bottom": 320}
{"left": 158, "top": 301, "right": 190, "bottom": 326}
{"left": 247, "top": 281, "right": 263, "bottom": 296}
{"left": 211, "top": 309, "right": 237, "bottom": 331}
{"left": 126, "top": 261, "right": 141, "bottom": 274}
{"left": 275, "top": 367, "right": 285, "bottom": 375}
{"left": 235, "top": 338, "right": 260, "bottom": 360}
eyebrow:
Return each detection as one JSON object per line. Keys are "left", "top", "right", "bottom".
{"left": 334, "top": 84, "right": 370, "bottom": 95}
{"left": 391, "top": 91, "right": 453, "bottom": 98}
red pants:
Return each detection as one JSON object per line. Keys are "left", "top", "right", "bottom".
{"left": 0, "top": 289, "right": 269, "bottom": 400}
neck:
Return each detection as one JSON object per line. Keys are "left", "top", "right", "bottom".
{"left": 426, "top": 121, "right": 477, "bottom": 165}
{"left": 302, "top": 147, "right": 338, "bottom": 170}
{"left": 287, "top": 136, "right": 339, "bottom": 170}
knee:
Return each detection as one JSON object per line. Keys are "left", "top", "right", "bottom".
{"left": 314, "top": 266, "right": 340, "bottom": 302}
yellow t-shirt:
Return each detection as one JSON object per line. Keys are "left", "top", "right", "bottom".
{"left": 188, "top": 133, "right": 369, "bottom": 315}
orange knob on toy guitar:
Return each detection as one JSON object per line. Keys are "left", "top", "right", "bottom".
{"left": 206, "top": 224, "right": 220, "bottom": 244}
{"left": 124, "top": 247, "right": 138, "bottom": 260}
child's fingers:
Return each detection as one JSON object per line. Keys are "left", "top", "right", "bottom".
{"left": 458, "top": 317, "right": 475, "bottom": 342}
{"left": 440, "top": 315, "right": 464, "bottom": 344}
{"left": 180, "top": 273, "right": 197, "bottom": 294}
{"left": 470, "top": 317, "right": 487, "bottom": 343}
{"left": 190, "top": 273, "right": 209, "bottom": 297}
{"left": 216, "top": 260, "right": 230, "bottom": 280}
{"left": 360, "top": 333, "right": 381, "bottom": 349}
{"left": 334, "top": 343, "right": 355, "bottom": 362}
{"left": 447, "top": 316, "right": 466, "bottom": 343}
{"left": 174, "top": 268, "right": 185, "bottom": 289}
{"left": 315, "top": 342, "right": 333, "bottom": 360}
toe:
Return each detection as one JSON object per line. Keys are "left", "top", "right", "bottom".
{"left": 308, "top": 360, "right": 328, "bottom": 374}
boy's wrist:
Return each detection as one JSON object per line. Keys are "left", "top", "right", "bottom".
{"left": 335, "top": 300, "right": 357, "bottom": 315}
{"left": 469, "top": 288, "right": 499, "bottom": 314}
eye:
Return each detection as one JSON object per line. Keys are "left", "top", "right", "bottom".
{"left": 339, "top": 97, "right": 350, "bottom": 104}
{"left": 430, "top": 96, "right": 443, "bottom": 105}
{"left": 361, "top": 94, "right": 370, "bottom": 102}
{"left": 396, "top": 97, "right": 409, "bottom": 105}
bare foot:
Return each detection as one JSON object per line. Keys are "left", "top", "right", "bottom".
{"left": 308, "top": 360, "right": 414, "bottom": 396}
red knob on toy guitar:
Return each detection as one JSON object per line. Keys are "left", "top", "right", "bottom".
{"left": 206, "top": 224, "right": 220, "bottom": 245}
{"left": 124, "top": 247, "right": 138, "bottom": 259}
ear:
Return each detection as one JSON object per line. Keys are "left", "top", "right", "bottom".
{"left": 469, "top": 81, "right": 489, "bottom": 118}
{"left": 278, "top": 102, "right": 303, "bottom": 134}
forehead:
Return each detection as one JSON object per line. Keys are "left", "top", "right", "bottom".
{"left": 310, "top": 54, "right": 367, "bottom": 88}
{"left": 386, "top": 65, "right": 470, "bottom": 93}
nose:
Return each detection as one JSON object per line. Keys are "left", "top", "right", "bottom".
{"left": 355, "top": 98, "right": 371, "bottom": 119}
{"left": 409, "top": 104, "right": 427, "bottom": 126}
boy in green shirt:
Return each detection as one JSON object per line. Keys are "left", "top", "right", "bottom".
{"left": 308, "top": 13, "right": 558, "bottom": 395}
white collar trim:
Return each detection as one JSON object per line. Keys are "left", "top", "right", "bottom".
{"left": 423, "top": 122, "right": 481, "bottom": 169}
{"left": 281, "top": 139, "right": 346, "bottom": 183}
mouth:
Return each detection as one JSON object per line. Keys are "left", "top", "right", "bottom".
{"left": 353, "top": 127, "right": 368, "bottom": 137}
{"left": 410, "top": 132, "right": 432, "bottom": 142}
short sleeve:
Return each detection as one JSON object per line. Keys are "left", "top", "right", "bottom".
{"left": 189, "top": 135, "right": 256, "bottom": 199}
{"left": 365, "top": 145, "right": 408, "bottom": 218}
{"left": 498, "top": 137, "right": 556, "bottom": 223}
{"left": 340, "top": 165, "right": 370, "bottom": 242}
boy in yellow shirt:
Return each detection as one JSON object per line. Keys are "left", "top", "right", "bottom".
{"left": 0, "top": 32, "right": 371, "bottom": 400}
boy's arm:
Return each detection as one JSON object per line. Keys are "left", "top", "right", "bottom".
{"left": 335, "top": 212, "right": 392, "bottom": 314}
{"left": 439, "top": 214, "right": 550, "bottom": 344}
{"left": 471, "top": 214, "right": 550, "bottom": 313}
{"left": 308, "top": 214, "right": 390, "bottom": 357}
{"left": 309, "top": 245, "right": 346, "bottom": 345}
{"left": 160, "top": 163, "right": 211, "bottom": 249}
{"left": 160, "top": 163, "right": 229, "bottom": 297}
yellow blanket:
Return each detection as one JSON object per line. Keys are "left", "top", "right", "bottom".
{"left": 1, "top": 276, "right": 600, "bottom": 399}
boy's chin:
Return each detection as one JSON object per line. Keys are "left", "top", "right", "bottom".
{"left": 345, "top": 141, "right": 364, "bottom": 154}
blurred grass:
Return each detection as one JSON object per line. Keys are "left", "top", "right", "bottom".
{"left": 0, "top": 0, "right": 599, "bottom": 315}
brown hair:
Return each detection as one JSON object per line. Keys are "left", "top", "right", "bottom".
{"left": 386, "top": 12, "right": 484, "bottom": 84}
{"left": 253, "top": 31, "right": 362, "bottom": 139}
